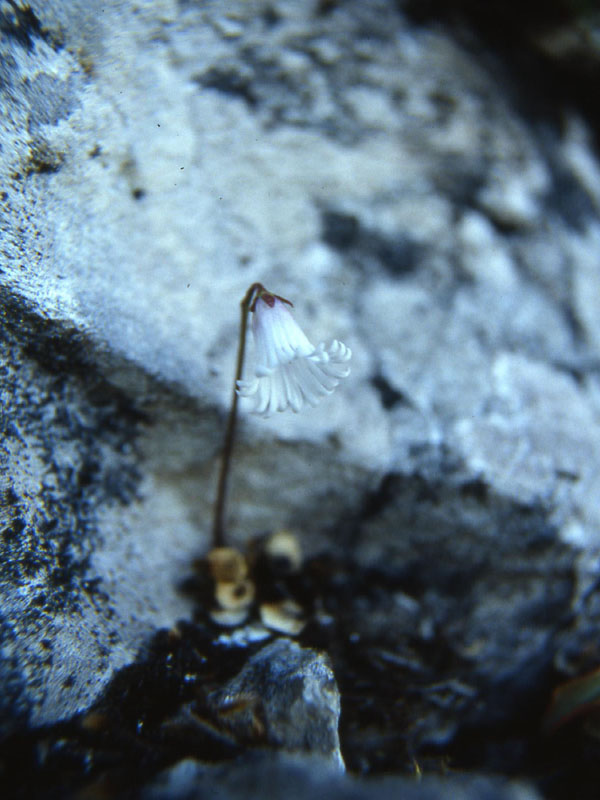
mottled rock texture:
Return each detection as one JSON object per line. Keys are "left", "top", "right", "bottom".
{"left": 208, "top": 638, "right": 344, "bottom": 769}
{"left": 1, "top": 0, "right": 600, "bottom": 796}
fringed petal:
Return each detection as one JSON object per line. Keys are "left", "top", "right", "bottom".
{"left": 237, "top": 294, "right": 351, "bottom": 416}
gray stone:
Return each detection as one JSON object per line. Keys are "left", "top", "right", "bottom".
{"left": 207, "top": 638, "right": 344, "bottom": 770}
{"left": 144, "top": 752, "right": 540, "bottom": 800}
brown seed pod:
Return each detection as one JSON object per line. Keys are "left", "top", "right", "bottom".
{"left": 209, "top": 607, "right": 250, "bottom": 627}
{"left": 259, "top": 599, "right": 305, "bottom": 635}
{"left": 207, "top": 547, "right": 248, "bottom": 583}
{"left": 215, "top": 579, "right": 255, "bottom": 611}
{"left": 263, "top": 529, "right": 302, "bottom": 572}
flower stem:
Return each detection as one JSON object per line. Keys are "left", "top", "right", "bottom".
{"left": 212, "top": 283, "right": 263, "bottom": 548}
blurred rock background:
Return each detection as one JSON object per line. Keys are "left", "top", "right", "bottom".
{"left": 1, "top": 0, "right": 600, "bottom": 796}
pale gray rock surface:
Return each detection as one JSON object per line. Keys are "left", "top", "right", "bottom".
{"left": 1, "top": 2, "right": 600, "bottom": 796}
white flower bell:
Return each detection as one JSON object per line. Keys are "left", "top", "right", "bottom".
{"left": 236, "top": 289, "right": 351, "bottom": 417}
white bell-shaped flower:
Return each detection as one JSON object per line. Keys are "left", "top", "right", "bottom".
{"left": 236, "top": 291, "right": 351, "bottom": 417}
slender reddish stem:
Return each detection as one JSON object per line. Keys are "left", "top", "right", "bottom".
{"left": 212, "top": 283, "right": 263, "bottom": 548}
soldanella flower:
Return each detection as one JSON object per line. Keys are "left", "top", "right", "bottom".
{"left": 236, "top": 288, "right": 351, "bottom": 416}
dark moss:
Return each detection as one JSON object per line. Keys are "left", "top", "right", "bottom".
{"left": 0, "top": 3, "right": 48, "bottom": 52}
{"left": 0, "top": 287, "right": 145, "bottom": 615}
{"left": 24, "top": 140, "right": 65, "bottom": 175}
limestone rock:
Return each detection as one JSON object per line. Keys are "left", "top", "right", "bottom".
{"left": 1, "top": 4, "right": 600, "bottom": 788}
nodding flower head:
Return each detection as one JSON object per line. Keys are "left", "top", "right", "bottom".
{"left": 236, "top": 288, "right": 351, "bottom": 417}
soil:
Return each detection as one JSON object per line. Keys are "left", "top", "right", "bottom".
{"left": 1, "top": 547, "right": 599, "bottom": 799}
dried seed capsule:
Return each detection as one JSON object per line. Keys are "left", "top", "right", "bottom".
{"left": 215, "top": 579, "right": 255, "bottom": 611}
{"left": 259, "top": 599, "right": 305, "bottom": 635}
{"left": 264, "top": 529, "right": 302, "bottom": 572}
{"left": 207, "top": 547, "right": 248, "bottom": 583}
{"left": 210, "top": 607, "right": 250, "bottom": 627}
